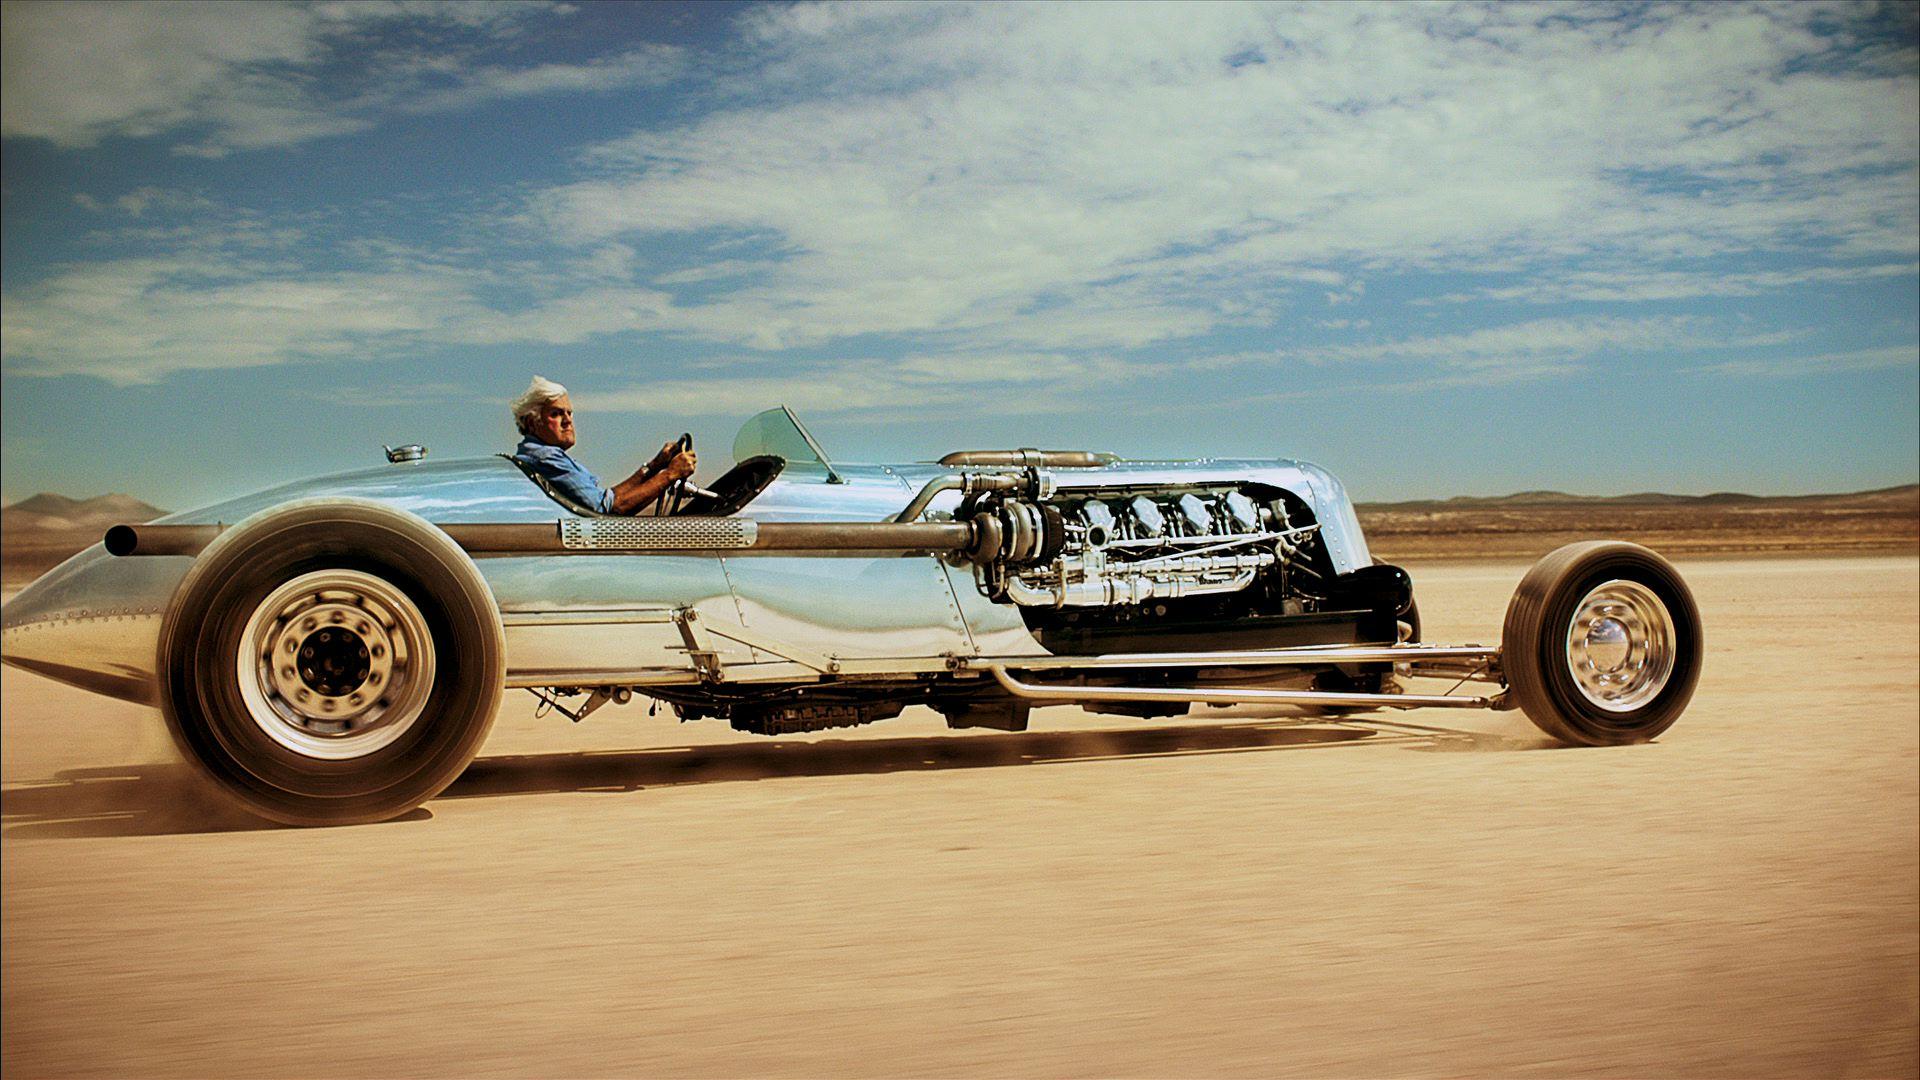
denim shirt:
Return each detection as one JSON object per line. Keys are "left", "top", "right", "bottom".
{"left": 514, "top": 436, "right": 614, "bottom": 513}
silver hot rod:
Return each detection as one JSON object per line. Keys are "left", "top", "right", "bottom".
{"left": 0, "top": 407, "right": 1702, "bottom": 825}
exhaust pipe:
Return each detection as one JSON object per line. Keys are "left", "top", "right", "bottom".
{"left": 106, "top": 518, "right": 981, "bottom": 560}
{"left": 103, "top": 524, "right": 223, "bottom": 557}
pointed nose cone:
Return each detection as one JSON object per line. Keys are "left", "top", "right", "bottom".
{"left": 2, "top": 543, "right": 186, "bottom": 704}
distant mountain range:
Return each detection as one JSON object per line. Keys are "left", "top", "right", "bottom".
{"left": 1353, "top": 483, "right": 1917, "bottom": 559}
{"left": 1355, "top": 483, "right": 1918, "bottom": 512}
{"left": 4, "top": 492, "right": 169, "bottom": 534}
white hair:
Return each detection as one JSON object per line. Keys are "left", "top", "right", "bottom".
{"left": 512, "top": 375, "right": 568, "bottom": 434}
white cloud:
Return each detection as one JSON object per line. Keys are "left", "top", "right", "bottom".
{"left": 2, "top": 1, "right": 320, "bottom": 147}
{"left": 1313, "top": 316, "right": 1767, "bottom": 371}
{"left": 4, "top": 1, "right": 1913, "bottom": 395}
{"left": 534, "top": 2, "right": 1919, "bottom": 353}
{"left": 576, "top": 313, "right": 1801, "bottom": 419}
{"left": 310, "top": 1, "right": 570, "bottom": 33}
{"left": 72, "top": 187, "right": 216, "bottom": 217}
{"left": 1690, "top": 345, "right": 1920, "bottom": 379}
{"left": 400, "top": 47, "right": 683, "bottom": 114}
{"left": 1422, "top": 262, "right": 1920, "bottom": 304}
{"left": 0, "top": 256, "right": 488, "bottom": 384}
{"left": 0, "top": 0, "right": 668, "bottom": 153}
{"left": 584, "top": 351, "right": 1149, "bottom": 418}
{"left": 1189, "top": 315, "right": 1806, "bottom": 386}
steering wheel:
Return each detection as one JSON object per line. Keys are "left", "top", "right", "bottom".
{"left": 654, "top": 432, "right": 694, "bottom": 517}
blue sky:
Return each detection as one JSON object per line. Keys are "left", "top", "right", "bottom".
{"left": 2, "top": 0, "right": 1916, "bottom": 509}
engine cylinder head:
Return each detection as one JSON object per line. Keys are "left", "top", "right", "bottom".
{"left": 1129, "top": 496, "right": 1165, "bottom": 538}
{"left": 1223, "top": 492, "right": 1259, "bottom": 533}
{"left": 1176, "top": 493, "right": 1212, "bottom": 535}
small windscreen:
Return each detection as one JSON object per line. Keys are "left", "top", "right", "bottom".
{"left": 732, "top": 406, "right": 840, "bottom": 481}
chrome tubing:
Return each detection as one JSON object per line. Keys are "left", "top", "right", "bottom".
{"left": 446, "top": 520, "right": 978, "bottom": 556}
{"left": 964, "top": 643, "right": 1502, "bottom": 670}
{"left": 988, "top": 666, "right": 1502, "bottom": 710}
{"left": 892, "top": 473, "right": 1021, "bottom": 523}
{"left": 1406, "top": 659, "right": 1505, "bottom": 682}
{"left": 750, "top": 521, "right": 974, "bottom": 552}
{"left": 1004, "top": 568, "right": 1261, "bottom": 607}
{"left": 103, "top": 524, "right": 225, "bottom": 557}
{"left": 937, "top": 449, "right": 1119, "bottom": 469}
{"left": 108, "top": 519, "right": 978, "bottom": 559}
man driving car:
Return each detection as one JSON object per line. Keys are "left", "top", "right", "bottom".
{"left": 511, "top": 376, "right": 696, "bottom": 515}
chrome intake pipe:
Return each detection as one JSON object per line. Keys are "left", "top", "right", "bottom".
{"left": 891, "top": 472, "right": 1023, "bottom": 523}
{"left": 937, "top": 449, "right": 1118, "bottom": 468}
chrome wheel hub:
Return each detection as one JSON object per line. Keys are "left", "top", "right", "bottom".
{"left": 238, "top": 570, "right": 435, "bottom": 759}
{"left": 1565, "top": 579, "right": 1675, "bottom": 712}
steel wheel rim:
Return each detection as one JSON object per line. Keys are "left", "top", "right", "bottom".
{"left": 236, "top": 569, "right": 435, "bottom": 760}
{"left": 1564, "top": 578, "right": 1675, "bottom": 713}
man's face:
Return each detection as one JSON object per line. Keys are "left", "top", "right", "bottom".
{"left": 528, "top": 394, "right": 576, "bottom": 449}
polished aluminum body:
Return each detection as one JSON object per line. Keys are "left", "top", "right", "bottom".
{"left": 1, "top": 412, "right": 1375, "bottom": 706}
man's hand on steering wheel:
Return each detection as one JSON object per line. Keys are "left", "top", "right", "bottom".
{"left": 653, "top": 433, "right": 698, "bottom": 515}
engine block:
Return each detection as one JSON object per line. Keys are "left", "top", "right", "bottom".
{"left": 982, "top": 485, "right": 1318, "bottom": 609}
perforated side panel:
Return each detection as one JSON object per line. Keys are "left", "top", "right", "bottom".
{"left": 560, "top": 517, "right": 759, "bottom": 550}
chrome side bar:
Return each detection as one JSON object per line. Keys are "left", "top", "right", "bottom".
{"left": 499, "top": 607, "right": 681, "bottom": 627}
{"left": 107, "top": 519, "right": 977, "bottom": 559}
{"left": 961, "top": 643, "right": 1501, "bottom": 670}
{"left": 988, "top": 666, "right": 1503, "bottom": 710}
{"left": 451, "top": 520, "right": 976, "bottom": 555}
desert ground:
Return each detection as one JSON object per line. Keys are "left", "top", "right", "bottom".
{"left": 3, "top": 553, "right": 1917, "bottom": 1078}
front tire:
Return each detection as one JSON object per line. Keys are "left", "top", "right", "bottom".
{"left": 158, "top": 499, "right": 505, "bottom": 825}
{"left": 1502, "top": 541, "right": 1701, "bottom": 745}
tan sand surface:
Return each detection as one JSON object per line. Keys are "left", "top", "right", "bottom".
{"left": 3, "top": 555, "right": 1916, "bottom": 1078}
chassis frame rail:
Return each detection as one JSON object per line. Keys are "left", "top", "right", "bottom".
{"left": 988, "top": 665, "right": 1504, "bottom": 710}
{"left": 506, "top": 607, "right": 1509, "bottom": 711}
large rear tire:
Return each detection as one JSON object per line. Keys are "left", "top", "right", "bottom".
{"left": 1503, "top": 541, "right": 1701, "bottom": 745}
{"left": 158, "top": 499, "right": 505, "bottom": 825}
